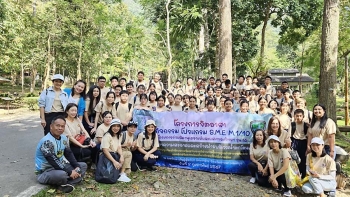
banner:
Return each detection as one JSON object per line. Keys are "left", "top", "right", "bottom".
{"left": 133, "top": 110, "right": 272, "bottom": 174}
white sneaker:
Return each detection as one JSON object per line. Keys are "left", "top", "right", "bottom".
{"left": 283, "top": 190, "right": 292, "bottom": 197}
{"left": 118, "top": 173, "right": 131, "bottom": 182}
{"left": 249, "top": 177, "right": 256, "bottom": 183}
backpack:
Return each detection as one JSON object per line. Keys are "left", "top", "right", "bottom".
{"left": 291, "top": 122, "right": 308, "bottom": 137}
{"left": 95, "top": 151, "right": 120, "bottom": 184}
{"left": 115, "top": 102, "right": 132, "bottom": 112}
{"left": 120, "top": 131, "right": 136, "bottom": 145}
{"left": 138, "top": 132, "right": 155, "bottom": 150}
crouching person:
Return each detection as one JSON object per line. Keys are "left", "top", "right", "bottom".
{"left": 302, "top": 137, "right": 337, "bottom": 197}
{"left": 133, "top": 120, "right": 161, "bottom": 171}
{"left": 118, "top": 121, "right": 139, "bottom": 182}
{"left": 100, "top": 119, "right": 130, "bottom": 182}
{"left": 35, "top": 116, "right": 87, "bottom": 193}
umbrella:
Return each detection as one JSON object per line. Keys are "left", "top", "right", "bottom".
{"left": 0, "top": 76, "right": 11, "bottom": 83}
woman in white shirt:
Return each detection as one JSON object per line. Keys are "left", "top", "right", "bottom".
{"left": 302, "top": 137, "right": 336, "bottom": 196}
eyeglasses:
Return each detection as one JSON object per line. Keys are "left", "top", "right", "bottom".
{"left": 99, "top": 81, "right": 106, "bottom": 83}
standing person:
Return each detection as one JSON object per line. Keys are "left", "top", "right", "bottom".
{"left": 183, "top": 77, "right": 194, "bottom": 96}
{"left": 171, "top": 94, "right": 183, "bottom": 111}
{"left": 119, "top": 78, "right": 127, "bottom": 90}
{"left": 132, "top": 85, "right": 146, "bottom": 106}
{"left": 255, "top": 85, "right": 272, "bottom": 103}
{"left": 156, "top": 95, "right": 169, "bottom": 112}
{"left": 100, "top": 119, "right": 126, "bottom": 181}
{"left": 291, "top": 109, "right": 309, "bottom": 178}
{"left": 232, "top": 90, "right": 241, "bottom": 112}
{"left": 302, "top": 137, "right": 337, "bottom": 197}
{"left": 248, "top": 129, "right": 269, "bottom": 184}
{"left": 282, "top": 90, "right": 294, "bottom": 113}
{"left": 214, "top": 87, "right": 222, "bottom": 108}
{"left": 221, "top": 73, "right": 228, "bottom": 87}
{"left": 83, "top": 85, "right": 101, "bottom": 136}
{"left": 245, "top": 76, "right": 256, "bottom": 91}
{"left": 171, "top": 80, "right": 182, "bottom": 95}
{"left": 150, "top": 73, "right": 164, "bottom": 96}
{"left": 184, "top": 96, "right": 199, "bottom": 112}
{"left": 267, "top": 135, "right": 292, "bottom": 197}
{"left": 235, "top": 75, "right": 246, "bottom": 93}
{"left": 134, "top": 94, "right": 151, "bottom": 110}
{"left": 266, "top": 117, "right": 291, "bottom": 148}
{"left": 257, "top": 97, "right": 275, "bottom": 115}
{"left": 114, "top": 85, "right": 122, "bottom": 103}
{"left": 91, "top": 92, "right": 117, "bottom": 134}
{"left": 97, "top": 76, "right": 109, "bottom": 101}
{"left": 39, "top": 74, "right": 68, "bottom": 135}
{"left": 275, "top": 89, "right": 284, "bottom": 108}
{"left": 292, "top": 98, "right": 312, "bottom": 124}
{"left": 133, "top": 120, "right": 161, "bottom": 171}
{"left": 134, "top": 71, "right": 149, "bottom": 91}
{"left": 35, "top": 116, "right": 87, "bottom": 193}
{"left": 222, "top": 79, "right": 236, "bottom": 98}
{"left": 64, "top": 80, "right": 87, "bottom": 120}
{"left": 281, "top": 81, "right": 292, "bottom": 95}
{"left": 246, "top": 91, "right": 258, "bottom": 113}
{"left": 147, "top": 91, "right": 158, "bottom": 109}
{"left": 147, "top": 83, "right": 156, "bottom": 95}
{"left": 166, "top": 93, "right": 175, "bottom": 108}
{"left": 120, "top": 121, "right": 138, "bottom": 176}
{"left": 264, "top": 76, "right": 276, "bottom": 96}
{"left": 64, "top": 103, "right": 95, "bottom": 162}
{"left": 126, "top": 83, "right": 136, "bottom": 104}
{"left": 224, "top": 99, "right": 234, "bottom": 113}
{"left": 307, "top": 104, "right": 336, "bottom": 159}
{"left": 237, "top": 100, "right": 249, "bottom": 113}
{"left": 277, "top": 102, "right": 292, "bottom": 132}
{"left": 207, "top": 77, "right": 216, "bottom": 90}
{"left": 115, "top": 90, "right": 133, "bottom": 130}
{"left": 109, "top": 76, "right": 119, "bottom": 91}
{"left": 268, "top": 100, "right": 280, "bottom": 115}
{"left": 217, "top": 96, "right": 227, "bottom": 112}
{"left": 204, "top": 100, "right": 216, "bottom": 112}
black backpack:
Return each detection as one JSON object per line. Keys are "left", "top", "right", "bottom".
{"left": 291, "top": 122, "right": 308, "bottom": 137}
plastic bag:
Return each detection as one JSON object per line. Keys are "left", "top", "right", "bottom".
{"left": 285, "top": 160, "right": 301, "bottom": 188}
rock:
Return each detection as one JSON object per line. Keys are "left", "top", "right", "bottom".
{"left": 154, "top": 181, "right": 165, "bottom": 189}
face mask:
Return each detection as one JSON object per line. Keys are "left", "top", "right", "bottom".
{"left": 199, "top": 91, "right": 204, "bottom": 94}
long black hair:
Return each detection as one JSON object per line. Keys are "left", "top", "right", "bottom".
{"left": 310, "top": 104, "right": 328, "bottom": 129}
{"left": 145, "top": 124, "right": 156, "bottom": 140}
{"left": 86, "top": 85, "right": 101, "bottom": 114}
{"left": 107, "top": 124, "right": 122, "bottom": 138}
{"left": 71, "top": 80, "right": 87, "bottom": 98}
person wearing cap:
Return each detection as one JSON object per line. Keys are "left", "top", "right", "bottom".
{"left": 100, "top": 118, "right": 126, "bottom": 182}
{"left": 119, "top": 121, "right": 139, "bottom": 181}
{"left": 133, "top": 119, "right": 161, "bottom": 171}
{"left": 267, "top": 135, "right": 292, "bottom": 197}
{"left": 307, "top": 104, "right": 336, "bottom": 159}
{"left": 302, "top": 137, "right": 337, "bottom": 197}
{"left": 38, "top": 74, "right": 69, "bottom": 135}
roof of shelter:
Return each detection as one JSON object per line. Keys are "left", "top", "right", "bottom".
{"left": 268, "top": 68, "right": 299, "bottom": 74}
{"left": 271, "top": 75, "right": 314, "bottom": 83}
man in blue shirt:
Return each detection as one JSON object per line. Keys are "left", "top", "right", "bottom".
{"left": 35, "top": 116, "right": 87, "bottom": 193}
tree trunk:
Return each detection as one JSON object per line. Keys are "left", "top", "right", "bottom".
{"left": 257, "top": 2, "right": 271, "bottom": 74}
{"left": 345, "top": 56, "right": 349, "bottom": 126}
{"left": 77, "top": 20, "right": 83, "bottom": 80}
{"left": 299, "top": 43, "right": 305, "bottom": 93}
{"left": 43, "top": 34, "right": 51, "bottom": 90}
{"left": 21, "top": 63, "right": 24, "bottom": 93}
{"left": 30, "top": 66, "right": 37, "bottom": 93}
{"left": 319, "top": 0, "right": 340, "bottom": 123}
{"left": 218, "top": 0, "right": 232, "bottom": 80}
{"left": 166, "top": 0, "right": 172, "bottom": 86}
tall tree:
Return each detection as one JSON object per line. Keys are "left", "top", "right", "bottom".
{"left": 218, "top": 0, "right": 232, "bottom": 80}
{"left": 319, "top": 0, "right": 340, "bottom": 122}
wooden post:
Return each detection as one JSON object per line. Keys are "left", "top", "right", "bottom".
{"left": 345, "top": 56, "right": 349, "bottom": 128}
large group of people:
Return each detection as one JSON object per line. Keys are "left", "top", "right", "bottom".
{"left": 35, "top": 72, "right": 337, "bottom": 196}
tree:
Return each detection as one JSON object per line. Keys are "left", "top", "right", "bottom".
{"left": 218, "top": 0, "right": 232, "bottom": 81}
{"left": 319, "top": 0, "right": 340, "bottom": 122}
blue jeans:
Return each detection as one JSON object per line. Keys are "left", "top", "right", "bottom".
{"left": 302, "top": 177, "right": 336, "bottom": 194}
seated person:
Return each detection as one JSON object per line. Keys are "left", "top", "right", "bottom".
{"left": 133, "top": 120, "right": 161, "bottom": 171}
{"left": 100, "top": 119, "right": 127, "bottom": 182}
{"left": 267, "top": 135, "right": 292, "bottom": 197}
{"left": 302, "top": 137, "right": 337, "bottom": 197}
{"left": 35, "top": 116, "right": 87, "bottom": 193}
{"left": 248, "top": 129, "right": 269, "bottom": 184}
{"left": 64, "top": 103, "right": 95, "bottom": 162}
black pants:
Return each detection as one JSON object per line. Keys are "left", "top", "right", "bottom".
{"left": 132, "top": 149, "right": 161, "bottom": 167}
{"left": 43, "top": 112, "right": 65, "bottom": 135}
{"left": 292, "top": 138, "right": 307, "bottom": 178}
{"left": 248, "top": 161, "right": 267, "bottom": 177}
{"left": 71, "top": 146, "right": 92, "bottom": 162}
{"left": 82, "top": 114, "right": 96, "bottom": 139}
{"left": 274, "top": 169, "right": 289, "bottom": 192}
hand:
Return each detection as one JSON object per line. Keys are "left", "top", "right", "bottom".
{"left": 70, "top": 170, "right": 80, "bottom": 179}
{"left": 143, "top": 153, "right": 150, "bottom": 161}
{"left": 113, "top": 161, "right": 121, "bottom": 170}
{"left": 257, "top": 163, "right": 263, "bottom": 172}
{"left": 82, "top": 145, "right": 90, "bottom": 148}
{"left": 305, "top": 147, "right": 311, "bottom": 156}
{"left": 272, "top": 179, "right": 278, "bottom": 188}
{"left": 261, "top": 169, "right": 268, "bottom": 176}
{"left": 309, "top": 170, "right": 320, "bottom": 178}
{"left": 90, "top": 141, "right": 96, "bottom": 148}
{"left": 126, "top": 142, "right": 132, "bottom": 148}
{"left": 132, "top": 141, "right": 137, "bottom": 146}
{"left": 119, "top": 156, "right": 124, "bottom": 164}
{"left": 88, "top": 122, "right": 94, "bottom": 127}
{"left": 41, "top": 119, "right": 46, "bottom": 128}
{"left": 90, "top": 128, "right": 96, "bottom": 134}
{"left": 269, "top": 175, "right": 276, "bottom": 182}
{"left": 330, "top": 151, "right": 334, "bottom": 159}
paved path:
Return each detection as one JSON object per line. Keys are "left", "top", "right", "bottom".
{"left": 0, "top": 110, "right": 45, "bottom": 197}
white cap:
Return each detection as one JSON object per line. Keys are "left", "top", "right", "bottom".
{"left": 311, "top": 137, "right": 324, "bottom": 145}
{"left": 267, "top": 135, "right": 280, "bottom": 143}
{"left": 110, "top": 119, "right": 123, "bottom": 129}
{"left": 145, "top": 119, "right": 156, "bottom": 128}
{"left": 52, "top": 74, "right": 64, "bottom": 82}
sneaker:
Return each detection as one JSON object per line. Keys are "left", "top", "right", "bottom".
{"left": 283, "top": 190, "right": 292, "bottom": 197}
{"left": 58, "top": 184, "right": 74, "bottom": 193}
{"left": 90, "top": 163, "right": 96, "bottom": 170}
{"left": 147, "top": 166, "right": 157, "bottom": 171}
{"left": 249, "top": 177, "right": 256, "bottom": 183}
{"left": 135, "top": 163, "right": 146, "bottom": 171}
{"left": 118, "top": 173, "right": 131, "bottom": 182}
